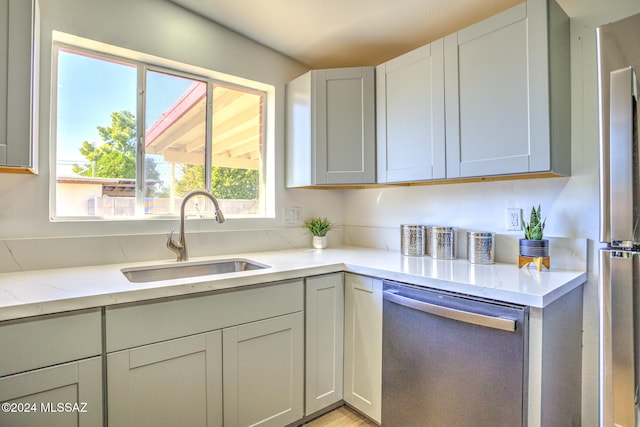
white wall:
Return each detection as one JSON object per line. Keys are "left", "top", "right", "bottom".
{"left": 342, "top": 0, "right": 640, "bottom": 425}
{"left": 0, "top": 0, "right": 343, "bottom": 242}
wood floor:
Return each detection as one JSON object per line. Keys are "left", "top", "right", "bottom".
{"left": 304, "top": 406, "right": 378, "bottom": 426}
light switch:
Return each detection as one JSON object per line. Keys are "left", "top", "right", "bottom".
{"left": 284, "top": 207, "right": 303, "bottom": 225}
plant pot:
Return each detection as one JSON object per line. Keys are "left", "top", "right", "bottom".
{"left": 519, "top": 238, "right": 549, "bottom": 258}
{"left": 312, "top": 235, "right": 328, "bottom": 249}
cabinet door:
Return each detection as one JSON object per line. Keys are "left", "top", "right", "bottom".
{"left": 377, "top": 41, "right": 445, "bottom": 183}
{"left": 305, "top": 273, "right": 344, "bottom": 415}
{"left": 223, "top": 312, "right": 304, "bottom": 427}
{"left": 343, "top": 274, "right": 382, "bottom": 423}
{"left": 108, "top": 331, "right": 222, "bottom": 427}
{"left": 314, "top": 67, "right": 375, "bottom": 185}
{"left": 0, "top": 0, "right": 38, "bottom": 172}
{"left": 445, "top": 4, "right": 530, "bottom": 178}
{"left": 0, "top": 357, "right": 102, "bottom": 427}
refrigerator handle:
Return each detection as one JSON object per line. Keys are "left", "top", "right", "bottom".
{"left": 607, "top": 67, "right": 638, "bottom": 247}
{"left": 599, "top": 250, "right": 637, "bottom": 427}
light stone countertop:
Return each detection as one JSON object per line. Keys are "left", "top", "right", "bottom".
{"left": 0, "top": 246, "right": 587, "bottom": 321}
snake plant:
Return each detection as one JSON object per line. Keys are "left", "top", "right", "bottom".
{"left": 521, "top": 205, "right": 546, "bottom": 240}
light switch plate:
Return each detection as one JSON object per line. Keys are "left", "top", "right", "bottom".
{"left": 284, "top": 207, "right": 303, "bottom": 225}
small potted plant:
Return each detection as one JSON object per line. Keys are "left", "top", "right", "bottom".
{"left": 519, "top": 205, "right": 549, "bottom": 265}
{"left": 304, "top": 217, "right": 335, "bottom": 249}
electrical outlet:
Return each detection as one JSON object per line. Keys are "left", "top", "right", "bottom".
{"left": 507, "top": 208, "right": 522, "bottom": 231}
{"left": 284, "top": 207, "right": 303, "bottom": 225}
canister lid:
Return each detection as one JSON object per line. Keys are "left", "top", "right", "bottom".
{"left": 401, "top": 224, "right": 425, "bottom": 229}
{"left": 430, "top": 226, "right": 457, "bottom": 233}
{"left": 467, "top": 231, "right": 495, "bottom": 238}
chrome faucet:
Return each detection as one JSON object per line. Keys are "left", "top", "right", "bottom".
{"left": 167, "top": 190, "right": 226, "bottom": 262}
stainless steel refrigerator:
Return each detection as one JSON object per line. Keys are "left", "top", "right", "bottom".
{"left": 597, "top": 12, "right": 640, "bottom": 427}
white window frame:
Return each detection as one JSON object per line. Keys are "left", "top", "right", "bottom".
{"left": 50, "top": 32, "right": 274, "bottom": 221}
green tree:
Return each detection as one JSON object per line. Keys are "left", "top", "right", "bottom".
{"left": 72, "top": 110, "right": 162, "bottom": 192}
{"left": 73, "top": 110, "right": 136, "bottom": 178}
{"left": 175, "top": 164, "right": 259, "bottom": 199}
{"left": 174, "top": 164, "right": 204, "bottom": 196}
{"left": 212, "top": 166, "right": 259, "bottom": 199}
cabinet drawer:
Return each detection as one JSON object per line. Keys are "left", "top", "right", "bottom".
{"left": 0, "top": 308, "right": 102, "bottom": 377}
{"left": 106, "top": 279, "right": 304, "bottom": 352}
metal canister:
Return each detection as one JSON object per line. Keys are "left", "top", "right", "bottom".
{"left": 428, "top": 226, "right": 457, "bottom": 259}
{"left": 424, "top": 225, "right": 436, "bottom": 257}
{"left": 467, "top": 231, "right": 495, "bottom": 264}
{"left": 401, "top": 225, "right": 426, "bottom": 256}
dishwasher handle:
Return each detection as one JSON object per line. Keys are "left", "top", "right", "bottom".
{"left": 383, "top": 290, "right": 517, "bottom": 332}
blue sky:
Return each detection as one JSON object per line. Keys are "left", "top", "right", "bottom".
{"left": 56, "top": 49, "right": 192, "bottom": 171}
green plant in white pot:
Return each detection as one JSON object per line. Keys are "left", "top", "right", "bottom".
{"left": 304, "top": 217, "right": 335, "bottom": 249}
{"left": 519, "top": 205, "right": 549, "bottom": 270}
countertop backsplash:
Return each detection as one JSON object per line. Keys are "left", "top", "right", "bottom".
{"left": 343, "top": 225, "right": 587, "bottom": 271}
{"left": 0, "top": 225, "right": 586, "bottom": 274}
{"left": 0, "top": 227, "right": 344, "bottom": 273}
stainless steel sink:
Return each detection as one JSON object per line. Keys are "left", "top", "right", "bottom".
{"left": 121, "top": 258, "right": 269, "bottom": 283}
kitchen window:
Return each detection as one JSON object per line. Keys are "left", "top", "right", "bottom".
{"left": 51, "top": 38, "right": 273, "bottom": 220}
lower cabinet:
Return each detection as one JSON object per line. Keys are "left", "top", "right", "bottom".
{"left": 223, "top": 312, "right": 304, "bottom": 427}
{"left": 305, "top": 273, "right": 344, "bottom": 415}
{"left": 105, "top": 280, "right": 305, "bottom": 427}
{"left": 0, "top": 308, "right": 103, "bottom": 427}
{"left": 0, "top": 357, "right": 103, "bottom": 427}
{"left": 108, "top": 313, "right": 304, "bottom": 427}
{"left": 343, "top": 274, "right": 383, "bottom": 423}
{"left": 107, "top": 331, "right": 223, "bottom": 427}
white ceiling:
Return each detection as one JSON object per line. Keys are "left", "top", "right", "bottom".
{"left": 168, "top": 0, "right": 525, "bottom": 68}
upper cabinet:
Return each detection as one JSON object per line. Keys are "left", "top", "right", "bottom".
{"left": 285, "top": 0, "right": 569, "bottom": 187}
{"left": 286, "top": 67, "right": 376, "bottom": 187}
{"left": 444, "top": 0, "right": 570, "bottom": 179}
{"left": 376, "top": 40, "right": 445, "bottom": 183}
{"left": 0, "top": 0, "right": 39, "bottom": 173}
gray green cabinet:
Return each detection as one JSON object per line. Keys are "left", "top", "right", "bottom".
{"left": 223, "top": 312, "right": 304, "bottom": 426}
{"left": 107, "top": 332, "right": 223, "bottom": 427}
{"left": 444, "top": 0, "right": 570, "bottom": 179}
{"left": 109, "top": 312, "right": 304, "bottom": 427}
{"left": 0, "top": 0, "right": 38, "bottom": 173}
{"left": 0, "top": 309, "right": 103, "bottom": 427}
{"left": 376, "top": 41, "right": 445, "bottom": 183}
{"left": 305, "top": 273, "right": 344, "bottom": 415}
{"left": 286, "top": 67, "right": 376, "bottom": 187}
{"left": 343, "top": 274, "right": 382, "bottom": 423}
{"left": 0, "top": 358, "right": 102, "bottom": 427}
{"left": 105, "top": 280, "right": 304, "bottom": 427}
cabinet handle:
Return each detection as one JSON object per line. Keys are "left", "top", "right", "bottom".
{"left": 383, "top": 290, "right": 516, "bottom": 332}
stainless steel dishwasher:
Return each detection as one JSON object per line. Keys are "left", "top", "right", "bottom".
{"left": 382, "top": 280, "right": 528, "bottom": 426}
